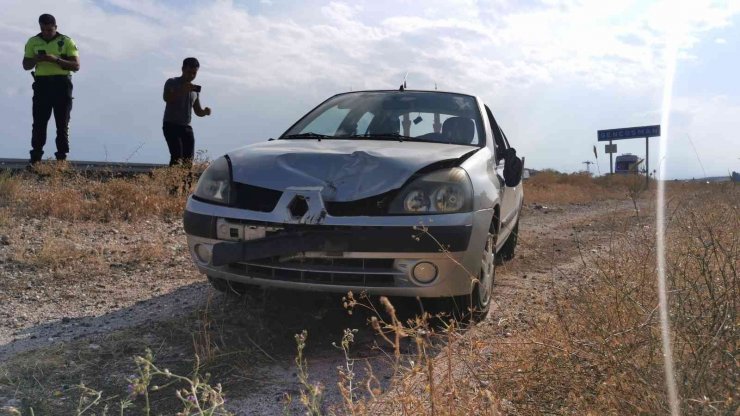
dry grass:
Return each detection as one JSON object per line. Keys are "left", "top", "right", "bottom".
{"left": 33, "top": 237, "right": 102, "bottom": 268}
{"left": 0, "top": 172, "right": 21, "bottom": 207}
{"left": 6, "top": 162, "right": 203, "bottom": 222}
{"left": 0, "top": 316, "right": 233, "bottom": 415}
{"left": 2, "top": 166, "right": 736, "bottom": 415}
{"left": 525, "top": 170, "right": 646, "bottom": 204}
{"left": 343, "top": 182, "right": 738, "bottom": 415}
{"left": 127, "top": 241, "right": 168, "bottom": 264}
{"left": 0, "top": 207, "right": 10, "bottom": 228}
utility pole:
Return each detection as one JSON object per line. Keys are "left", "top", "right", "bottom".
{"left": 582, "top": 161, "right": 594, "bottom": 174}
{"left": 609, "top": 139, "right": 614, "bottom": 174}
{"left": 645, "top": 136, "right": 650, "bottom": 187}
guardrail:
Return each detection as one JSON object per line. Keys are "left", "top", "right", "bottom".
{"left": 0, "top": 158, "right": 167, "bottom": 174}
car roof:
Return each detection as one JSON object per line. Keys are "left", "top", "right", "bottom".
{"left": 329, "top": 89, "right": 480, "bottom": 101}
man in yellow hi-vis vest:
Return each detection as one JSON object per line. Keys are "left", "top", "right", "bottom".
{"left": 22, "top": 14, "right": 80, "bottom": 164}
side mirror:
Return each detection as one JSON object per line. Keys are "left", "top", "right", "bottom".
{"left": 502, "top": 148, "right": 523, "bottom": 187}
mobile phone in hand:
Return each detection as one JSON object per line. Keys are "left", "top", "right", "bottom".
{"left": 192, "top": 84, "right": 202, "bottom": 93}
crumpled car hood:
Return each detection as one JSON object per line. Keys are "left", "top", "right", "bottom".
{"left": 227, "top": 140, "right": 477, "bottom": 201}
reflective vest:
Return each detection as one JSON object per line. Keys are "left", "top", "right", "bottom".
{"left": 24, "top": 32, "right": 79, "bottom": 77}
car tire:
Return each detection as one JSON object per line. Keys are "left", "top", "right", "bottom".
{"left": 448, "top": 226, "right": 496, "bottom": 323}
{"left": 473, "top": 229, "right": 496, "bottom": 321}
{"left": 207, "top": 275, "right": 260, "bottom": 297}
{"left": 497, "top": 219, "right": 519, "bottom": 262}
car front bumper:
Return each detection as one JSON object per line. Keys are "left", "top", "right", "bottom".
{"left": 184, "top": 197, "right": 493, "bottom": 297}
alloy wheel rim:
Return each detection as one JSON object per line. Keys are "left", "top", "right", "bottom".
{"left": 479, "top": 232, "right": 495, "bottom": 307}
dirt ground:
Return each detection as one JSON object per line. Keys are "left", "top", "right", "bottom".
{"left": 0, "top": 198, "right": 642, "bottom": 414}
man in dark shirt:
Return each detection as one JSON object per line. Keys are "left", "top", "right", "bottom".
{"left": 162, "top": 57, "right": 211, "bottom": 167}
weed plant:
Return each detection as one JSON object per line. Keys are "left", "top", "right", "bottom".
{"left": 332, "top": 182, "right": 737, "bottom": 415}
{"left": 3, "top": 160, "right": 207, "bottom": 222}
{"left": 526, "top": 169, "right": 647, "bottom": 205}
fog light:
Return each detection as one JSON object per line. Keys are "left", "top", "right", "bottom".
{"left": 194, "top": 244, "right": 212, "bottom": 264}
{"left": 412, "top": 262, "right": 438, "bottom": 284}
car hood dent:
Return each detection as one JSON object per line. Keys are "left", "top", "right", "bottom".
{"left": 228, "top": 140, "right": 477, "bottom": 201}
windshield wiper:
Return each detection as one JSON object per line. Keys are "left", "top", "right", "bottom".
{"left": 350, "top": 133, "right": 415, "bottom": 142}
{"left": 282, "top": 132, "right": 331, "bottom": 140}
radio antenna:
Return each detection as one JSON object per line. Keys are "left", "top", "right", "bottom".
{"left": 399, "top": 71, "right": 408, "bottom": 91}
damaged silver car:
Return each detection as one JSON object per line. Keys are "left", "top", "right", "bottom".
{"left": 184, "top": 90, "right": 524, "bottom": 319}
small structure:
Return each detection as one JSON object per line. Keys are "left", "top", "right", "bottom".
{"left": 615, "top": 153, "right": 641, "bottom": 174}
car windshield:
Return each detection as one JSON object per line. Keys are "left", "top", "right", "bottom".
{"left": 281, "top": 91, "right": 485, "bottom": 147}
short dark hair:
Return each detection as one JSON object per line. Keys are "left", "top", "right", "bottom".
{"left": 182, "top": 57, "right": 200, "bottom": 69}
{"left": 39, "top": 14, "right": 56, "bottom": 25}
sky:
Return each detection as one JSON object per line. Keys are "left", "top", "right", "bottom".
{"left": 1, "top": 0, "right": 738, "bottom": 179}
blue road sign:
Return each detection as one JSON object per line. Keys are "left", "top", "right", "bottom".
{"left": 597, "top": 125, "right": 660, "bottom": 141}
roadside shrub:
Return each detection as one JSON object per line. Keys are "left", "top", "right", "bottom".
{"left": 481, "top": 185, "right": 737, "bottom": 414}
{"left": 523, "top": 169, "right": 661, "bottom": 205}
{"left": 0, "top": 171, "right": 21, "bottom": 206}
{"left": 25, "top": 184, "right": 88, "bottom": 221}
{"left": 350, "top": 184, "right": 737, "bottom": 415}
{"left": 10, "top": 166, "right": 194, "bottom": 222}
{"left": 525, "top": 170, "right": 627, "bottom": 204}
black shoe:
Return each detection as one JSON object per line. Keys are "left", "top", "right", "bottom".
{"left": 30, "top": 149, "right": 44, "bottom": 163}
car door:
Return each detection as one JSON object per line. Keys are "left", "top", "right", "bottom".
{"left": 485, "top": 106, "right": 522, "bottom": 238}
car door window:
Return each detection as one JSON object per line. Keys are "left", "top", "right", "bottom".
{"left": 484, "top": 105, "right": 507, "bottom": 161}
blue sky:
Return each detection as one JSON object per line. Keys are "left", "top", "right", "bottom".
{"left": 1, "top": 0, "right": 738, "bottom": 179}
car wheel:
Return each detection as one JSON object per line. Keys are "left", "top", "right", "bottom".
{"left": 448, "top": 227, "right": 496, "bottom": 322}
{"left": 472, "top": 229, "right": 496, "bottom": 320}
{"left": 207, "top": 275, "right": 260, "bottom": 297}
{"left": 497, "top": 219, "right": 519, "bottom": 262}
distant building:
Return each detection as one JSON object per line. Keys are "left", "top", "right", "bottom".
{"left": 615, "top": 153, "right": 641, "bottom": 174}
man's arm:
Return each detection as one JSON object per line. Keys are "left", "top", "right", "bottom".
{"left": 61, "top": 37, "right": 80, "bottom": 72}
{"left": 35, "top": 54, "right": 81, "bottom": 71}
{"left": 163, "top": 81, "right": 194, "bottom": 103}
{"left": 193, "top": 98, "right": 212, "bottom": 117}
{"left": 58, "top": 55, "right": 80, "bottom": 71}
{"left": 22, "top": 40, "right": 36, "bottom": 71}
{"left": 22, "top": 57, "right": 37, "bottom": 71}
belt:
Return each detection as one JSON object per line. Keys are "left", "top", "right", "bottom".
{"left": 35, "top": 75, "right": 72, "bottom": 80}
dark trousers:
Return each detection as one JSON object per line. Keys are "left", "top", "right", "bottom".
{"left": 162, "top": 122, "right": 195, "bottom": 167}
{"left": 31, "top": 75, "right": 73, "bottom": 162}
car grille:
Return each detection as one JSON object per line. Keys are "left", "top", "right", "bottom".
{"left": 233, "top": 182, "right": 282, "bottom": 212}
{"left": 324, "top": 190, "right": 396, "bottom": 216}
{"left": 228, "top": 257, "right": 398, "bottom": 287}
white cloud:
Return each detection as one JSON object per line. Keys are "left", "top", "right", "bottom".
{"left": 667, "top": 95, "right": 740, "bottom": 177}
{"left": 0, "top": 0, "right": 737, "bottom": 178}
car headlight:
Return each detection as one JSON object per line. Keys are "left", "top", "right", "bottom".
{"left": 389, "top": 167, "right": 473, "bottom": 214}
{"left": 194, "top": 156, "right": 232, "bottom": 204}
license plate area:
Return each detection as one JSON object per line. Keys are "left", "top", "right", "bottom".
{"left": 216, "top": 219, "right": 281, "bottom": 241}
